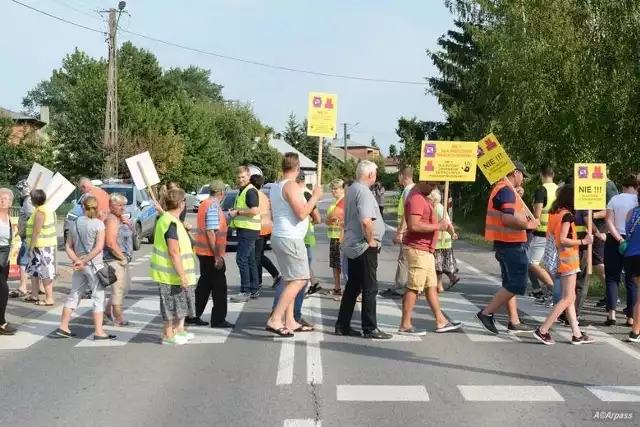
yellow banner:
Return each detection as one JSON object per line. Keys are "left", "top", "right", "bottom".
{"left": 574, "top": 163, "right": 607, "bottom": 210}
{"left": 476, "top": 134, "right": 516, "bottom": 184}
{"left": 419, "top": 141, "right": 478, "bottom": 182}
{"left": 306, "top": 92, "right": 338, "bottom": 138}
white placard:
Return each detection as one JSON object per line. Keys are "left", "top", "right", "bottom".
{"left": 44, "top": 173, "right": 75, "bottom": 212}
{"left": 125, "top": 151, "right": 160, "bottom": 190}
{"left": 26, "top": 163, "right": 54, "bottom": 191}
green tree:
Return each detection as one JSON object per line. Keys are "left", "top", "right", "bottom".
{"left": 388, "top": 144, "right": 398, "bottom": 157}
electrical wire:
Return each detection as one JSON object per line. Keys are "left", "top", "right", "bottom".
{"left": 11, "top": 0, "right": 426, "bottom": 86}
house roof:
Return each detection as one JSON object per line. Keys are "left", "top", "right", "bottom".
{"left": 330, "top": 138, "right": 378, "bottom": 149}
{"left": 268, "top": 138, "right": 317, "bottom": 170}
{"left": 0, "top": 107, "right": 45, "bottom": 126}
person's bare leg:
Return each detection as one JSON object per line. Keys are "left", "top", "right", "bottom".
{"left": 506, "top": 296, "right": 521, "bottom": 324}
{"left": 540, "top": 275, "right": 576, "bottom": 334}
{"left": 529, "top": 264, "right": 554, "bottom": 288}
{"left": 174, "top": 318, "right": 185, "bottom": 334}
{"left": 425, "top": 286, "right": 448, "bottom": 328}
{"left": 59, "top": 307, "right": 74, "bottom": 332}
{"left": 437, "top": 274, "right": 444, "bottom": 293}
{"left": 399, "top": 290, "right": 418, "bottom": 330}
{"left": 18, "top": 267, "right": 28, "bottom": 293}
{"left": 333, "top": 268, "right": 341, "bottom": 292}
{"left": 30, "top": 277, "right": 40, "bottom": 299}
{"left": 481, "top": 288, "right": 514, "bottom": 315}
{"left": 93, "top": 311, "right": 108, "bottom": 336}
{"left": 42, "top": 279, "right": 54, "bottom": 304}
{"left": 163, "top": 321, "right": 174, "bottom": 340}
{"left": 267, "top": 279, "right": 306, "bottom": 331}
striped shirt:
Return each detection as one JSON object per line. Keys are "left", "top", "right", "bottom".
{"left": 205, "top": 199, "right": 221, "bottom": 231}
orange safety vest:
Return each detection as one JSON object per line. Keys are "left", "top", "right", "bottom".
{"left": 485, "top": 181, "right": 527, "bottom": 243}
{"left": 547, "top": 209, "right": 580, "bottom": 274}
{"left": 258, "top": 191, "right": 273, "bottom": 236}
{"left": 193, "top": 198, "right": 228, "bottom": 257}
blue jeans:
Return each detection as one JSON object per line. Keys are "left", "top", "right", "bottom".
{"left": 605, "top": 234, "right": 636, "bottom": 313}
{"left": 495, "top": 245, "right": 528, "bottom": 295}
{"left": 236, "top": 229, "right": 259, "bottom": 294}
{"left": 272, "top": 279, "right": 308, "bottom": 322}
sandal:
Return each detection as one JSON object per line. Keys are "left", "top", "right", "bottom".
{"left": 265, "top": 326, "right": 294, "bottom": 337}
{"left": 9, "top": 290, "right": 27, "bottom": 298}
{"left": 24, "top": 297, "right": 39, "bottom": 303}
{"left": 294, "top": 325, "right": 314, "bottom": 332}
{"left": 35, "top": 301, "right": 54, "bottom": 306}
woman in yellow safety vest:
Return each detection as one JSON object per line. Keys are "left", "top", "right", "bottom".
{"left": 150, "top": 188, "right": 198, "bottom": 346}
{"left": 25, "top": 189, "right": 57, "bottom": 306}
{"left": 326, "top": 179, "right": 346, "bottom": 300}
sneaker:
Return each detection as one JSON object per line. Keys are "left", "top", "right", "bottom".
{"left": 508, "top": 322, "right": 534, "bottom": 334}
{"left": 177, "top": 330, "right": 195, "bottom": 341}
{"left": 534, "top": 296, "right": 548, "bottom": 305}
{"left": 250, "top": 290, "right": 260, "bottom": 299}
{"left": 533, "top": 328, "right": 555, "bottom": 345}
{"left": 230, "top": 292, "right": 250, "bottom": 303}
{"left": 271, "top": 276, "right": 282, "bottom": 289}
{"left": 571, "top": 333, "right": 594, "bottom": 345}
{"left": 475, "top": 310, "right": 499, "bottom": 334}
{"left": 186, "top": 317, "right": 209, "bottom": 326}
{"left": 379, "top": 288, "right": 403, "bottom": 299}
{"left": 627, "top": 332, "right": 640, "bottom": 343}
{"left": 163, "top": 335, "right": 188, "bottom": 345}
{"left": 436, "top": 321, "right": 463, "bottom": 333}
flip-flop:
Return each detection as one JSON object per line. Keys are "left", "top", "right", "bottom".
{"left": 24, "top": 297, "right": 39, "bottom": 303}
{"left": 35, "top": 301, "right": 54, "bottom": 306}
{"left": 294, "top": 325, "right": 314, "bottom": 332}
{"left": 9, "top": 290, "right": 27, "bottom": 298}
{"left": 265, "top": 326, "right": 294, "bottom": 337}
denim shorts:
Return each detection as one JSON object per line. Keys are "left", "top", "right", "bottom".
{"left": 495, "top": 245, "right": 528, "bottom": 295}
{"left": 18, "top": 240, "right": 29, "bottom": 267}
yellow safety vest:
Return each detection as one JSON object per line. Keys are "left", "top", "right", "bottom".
{"left": 150, "top": 212, "right": 197, "bottom": 286}
{"left": 536, "top": 182, "right": 558, "bottom": 233}
{"left": 231, "top": 184, "right": 261, "bottom": 231}
{"left": 397, "top": 183, "right": 415, "bottom": 221}
{"left": 326, "top": 197, "right": 343, "bottom": 239}
{"left": 26, "top": 205, "right": 56, "bottom": 248}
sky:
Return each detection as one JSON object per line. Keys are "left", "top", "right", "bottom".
{"left": 1, "top": 0, "right": 455, "bottom": 155}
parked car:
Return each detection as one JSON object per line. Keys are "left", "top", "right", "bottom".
{"left": 222, "top": 184, "right": 272, "bottom": 250}
{"left": 63, "top": 183, "right": 158, "bottom": 251}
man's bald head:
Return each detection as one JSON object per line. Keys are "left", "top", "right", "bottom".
{"left": 78, "top": 177, "right": 93, "bottom": 194}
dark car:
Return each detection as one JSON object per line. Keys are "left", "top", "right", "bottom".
{"left": 222, "top": 184, "right": 272, "bottom": 249}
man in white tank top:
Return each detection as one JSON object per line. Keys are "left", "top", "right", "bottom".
{"left": 265, "top": 153, "right": 322, "bottom": 337}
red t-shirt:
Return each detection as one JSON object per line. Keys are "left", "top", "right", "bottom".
{"left": 402, "top": 189, "right": 438, "bottom": 253}
{"left": 336, "top": 198, "right": 345, "bottom": 211}
{"left": 88, "top": 187, "right": 110, "bottom": 220}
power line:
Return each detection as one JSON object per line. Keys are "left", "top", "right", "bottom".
{"left": 11, "top": 0, "right": 426, "bottom": 86}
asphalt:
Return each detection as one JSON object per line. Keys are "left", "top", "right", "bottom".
{"left": 1, "top": 199, "right": 639, "bottom": 427}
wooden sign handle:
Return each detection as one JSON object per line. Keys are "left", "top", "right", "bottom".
{"left": 587, "top": 210, "right": 593, "bottom": 275}
{"left": 33, "top": 172, "right": 43, "bottom": 190}
{"left": 316, "top": 136, "right": 323, "bottom": 187}
{"left": 502, "top": 177, "right": 535, "bottom": 220}
{"left": 137, "top": 160, "right": 157, "bottom": 202}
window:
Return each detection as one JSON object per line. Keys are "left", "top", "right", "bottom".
{"left": 198, "top": 185, "right": 210, "bottom": 195}
{"left": 221, "top": 193, "right": 237, "bottom": 211}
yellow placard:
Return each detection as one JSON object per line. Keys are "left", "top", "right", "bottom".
{"left": 419, "top": 141, "right": 478, "bottom": 182}
{"left": 476, "top": 133, "right": 516, "bottom": 184}
{"left": 306, "top": 92, "right": 338, "bottom": 138}
{"left": 574, "top": 163, "right": 607, "bottom": 210}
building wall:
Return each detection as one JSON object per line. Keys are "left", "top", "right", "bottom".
{"left": 10, "top": 123, "right": 40, "bottom": 145}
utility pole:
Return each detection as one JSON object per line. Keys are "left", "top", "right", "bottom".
{"left": 101, "top": 2, "right": 126, "bottom": 179}
{"left": 343, "top": 122, "right": 348, "bottom": 162}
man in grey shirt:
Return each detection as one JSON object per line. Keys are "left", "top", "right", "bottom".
{"left": 335, "top": 160, "right": 391, "bottom": 339}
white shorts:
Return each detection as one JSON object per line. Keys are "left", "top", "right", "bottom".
{"left": 527, "top": 235, "right": 546, "bottom": 265}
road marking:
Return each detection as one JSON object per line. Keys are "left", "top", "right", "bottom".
{"left": 305, "top": 297, "right": 323, "bottom": 385}
{"left": 189, "top": 301, "right": 245, "bottom": 344}
{"left": 283, "top": 419, "right": 321, "bottom": 427}
{"left": 458, "top": 385, "right": 565, "bottom": 402}
{"left": 131, "top": 276, "right": 153, "bottom": 282}
{"left": 276, "top": 339, "right": 296, "bottom": 385}
{"left": 457, "top": 259, "right": 483, "bottom": 275}
{"left": 437, "top": 293, "right": 519, "bottom": 342}
{"left": 585, "top": 386, "right": 640, "bottom": 402}
{"left": 336, "top": 385, "right": 429, "bottom": 402}
{"left": 0, "top": 300, "right": 93, "bottom": 350}
{"left": 75, "top": 297, "right": 159, "bottom": 347}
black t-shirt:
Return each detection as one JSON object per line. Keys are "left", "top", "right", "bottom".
{"left": 242, "top": 186, "right": 259, "bottom": 209}
{"left": 165, "top": 222, "right": 178, "bottom": 243}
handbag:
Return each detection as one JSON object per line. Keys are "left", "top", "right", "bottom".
{"left": 74, "top": 222, "right": 117, "bottom": 288}
{"left": 619, "top": 209, "right": 640, "bottom": 255}
{"left": 541, "top": 233, "right": 559, "bottom": 276}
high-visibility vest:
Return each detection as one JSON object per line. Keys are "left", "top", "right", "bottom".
{"left": 192, "top": 198, "right": 227, "bottom": 257}
{"left": 435, "top": 203, "right": 452, "bottom": 250}
{"left": 150, "top": 212, "right": 197, "bottom": 286}
{"left": 397, "top": 183, "right": 415, "bottom": 221}
{"left": 304, "top": 188, "right": 316, "bottom": 247}
{"left": 258, "top": 191, "right": 272, "bottom": 236}
{"left": 326, "top": 197, "right": 344, "bottom": 240}
{"left": 535, "top": 182, "right": 558, "bottom": 233}
{"left": 26, "top": 204, "right": 56, "bottom": 248}
{"left": 485, "top": 182, "right": 527, "bottom": 243}
{"left": 547, "top": 209, "right": 580, "bottom": 274}
{"left": 231, "top": 184, "right": 261, "bottom": 231}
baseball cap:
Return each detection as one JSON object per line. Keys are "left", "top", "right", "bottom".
{"left": 209, "top": 180, "right": 226, "bottom": 193}
{"left": 513, "top": 161, "right": 529, "bottom": 178}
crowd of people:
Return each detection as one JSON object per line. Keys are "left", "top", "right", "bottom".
{"left": 0, "top": 156, "right": 638, "bottom": 348}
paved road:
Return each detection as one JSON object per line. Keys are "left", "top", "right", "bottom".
{"left": 1, "top": 209, "right": 639, "bottom": 426}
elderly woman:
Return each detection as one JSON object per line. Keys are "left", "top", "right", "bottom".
{"left": 326, "top": 179, "right": 346, "bottom": 299}
{"left": 56, "top": 196, "right": 114, "bottom": 340}
{"left": 150, "top": 188, "right": 197, "bottom": 345}
{"left": 8, "top": 180, "right": 37, "bottom": 299}
{"left": 104, "top": 193, "right": 134, "bottom": 327}
{"left": 0, "top": 188, "right": 17, "bottom": 335}
{"left": 25, "top": 189, "right": 56, "bottom": 306}
{"left": 429, "top": 188, "right": 460, "bottom": 292}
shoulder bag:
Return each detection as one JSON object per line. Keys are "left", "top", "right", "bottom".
{"left": 74, "top": 221, "right": 117, "bottom": 288}
{"left": 619, "top": 208, "right": 640, "bottom": 255}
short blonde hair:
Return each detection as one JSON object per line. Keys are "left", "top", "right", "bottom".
{"left": 428, "top": 188, "right": 442, "bottom": 204}
{"left": 330, "top": 179, "right": 344, "bottom": 190}
{"left": 0, "top": 188, "right": 14, "bottom": 202}
{"left": 109, "top": 192, "right": 127, "bottom": 206}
